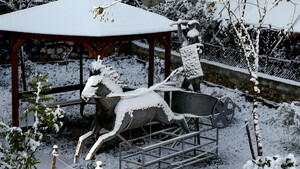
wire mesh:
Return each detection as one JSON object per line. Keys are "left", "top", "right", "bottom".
{"left": 199, "top": 44, "right": 300, "bottom": 82}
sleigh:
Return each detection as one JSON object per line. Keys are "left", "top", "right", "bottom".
{"left": 118, "top": 90, "right": 235, "bottom": 169}
{"left": 171, "top": 90, "right": 235, "bottom": 129}
{"left": 73, "top": 57, "right": 236, "bottom": 169}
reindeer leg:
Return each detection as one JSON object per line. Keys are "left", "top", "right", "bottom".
{"left": 74, "top": 125, "right": 101, "bottom": 164}
{"left": 85, "top": 126, "right": 123, "bottom": 160}
{"left": 173, "top": 114, "right": 190, "bottom": 133}
{"left": 156, "top": 108, "right": 190, "bottom": 133}
{"left": 85, "top": 112, "right": 131, "bottom": 160}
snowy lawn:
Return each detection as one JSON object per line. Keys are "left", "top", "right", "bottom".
{"left": 0, "top": 56, "right": 299, "bottom": 168}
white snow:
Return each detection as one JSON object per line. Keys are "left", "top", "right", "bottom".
{"left": 0, "top": 0, "right": 178, "bottom": 37}
{"left": 28, "top": 138, "right": 41, "bottom": 152}
{"left": 179, "top": 43, "right": 204, "bottom": 80}
{"left": 95, "top": 161, "right": 103, "bottom": 169}
{"left": 90, "top": 59, "right": 106, "bottom": 72}
{"left": 187, "top": 27, "right": 200, "bottom": 38}
{"left": 81, "top": 75, "right": 103, "bottom": 99}
{"left": 0, "top": 55, "right": 299, "bottom": 168}
{"left": 243, "top": 154, "right": 297, "bottom": 169}
{"left": 115, "top": 89, "right": 174, "bottom": 121}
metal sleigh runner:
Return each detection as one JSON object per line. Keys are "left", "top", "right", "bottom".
{"left": 73, "top": 20, "right": 236, "bottom": 168}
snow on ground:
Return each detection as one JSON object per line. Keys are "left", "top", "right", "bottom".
{"left": 0, "top": 55, "right": 299, "bottom": 168}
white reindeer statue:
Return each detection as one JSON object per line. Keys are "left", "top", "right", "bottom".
{"left": 74, "top": 58, "right": 189, "bottom": 163}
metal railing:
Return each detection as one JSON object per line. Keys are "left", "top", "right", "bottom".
{"left": 171, "top": 40, "right": 300, "bottom": 82}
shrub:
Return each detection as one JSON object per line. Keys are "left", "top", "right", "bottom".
{"left": 0, "top": 73, "right": 64, "bottom": 169}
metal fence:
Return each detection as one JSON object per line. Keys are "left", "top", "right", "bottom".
{"left": 171, "top": 39, "right": 300, "bottom": 82}
{"left": 201, "top": 44, "right": 300, "bottom": 82}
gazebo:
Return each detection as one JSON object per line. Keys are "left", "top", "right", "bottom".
{"left": 0, "top": 0, "right": 178, "bottom": 126}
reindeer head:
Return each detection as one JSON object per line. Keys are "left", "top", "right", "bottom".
{"left": 81, "top": 58, "right": 123, "bottom": 101}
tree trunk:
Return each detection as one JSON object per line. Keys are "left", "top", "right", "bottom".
{"left": 252, "top": 78, "right": 263, "bottom": 157}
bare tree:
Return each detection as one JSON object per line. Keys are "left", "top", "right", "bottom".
{"left": 0, "top": 0, "right": 54, "bottom": 12}
{"left": 211, "top": 0, "right": 296, "bottom": 157}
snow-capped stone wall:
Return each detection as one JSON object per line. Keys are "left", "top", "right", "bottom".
{"left": 131, "top": 41, "right": 300, "bottom": 103}
{"left": 202, "top": 61, "right": 300, "bottom": 103}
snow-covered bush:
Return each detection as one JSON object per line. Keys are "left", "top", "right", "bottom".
{"left": 243, "top": 154, "right": 297, "bottom": 169}
{"left": 270, "top": 101, "right": 300, "bottom": 145}
{"left": 149, "top": 0, "right": 213, "bottom": 21}
{"left": 275, "top": 101, "right": 300, "bottom": 126}
{"left": 0, "top": 73, "right": 64, "bottom": 168}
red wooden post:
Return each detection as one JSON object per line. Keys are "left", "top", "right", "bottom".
{"left": 148, "top": 39, "right": 155, "bottom": 87}
{"left": 10, "top": 34, "right": 26, "bottom": 127}
{"left": 164, "top": 34, "right": 171, "bottom": 104}
{"left": 11, "top": 33, "right": 19, "bottom": 127}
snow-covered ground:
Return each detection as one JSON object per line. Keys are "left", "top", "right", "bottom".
{"left": 0, "top": 55, "right": 299, "bottom": 168}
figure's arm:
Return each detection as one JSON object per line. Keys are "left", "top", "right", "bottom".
{"left": 170, "top": 19, "right": 188, "bottom": 46}
{"left": 177, "top": 21, "right": 185, "bottom": 45}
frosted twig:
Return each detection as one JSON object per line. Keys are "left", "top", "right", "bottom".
{"left": 97, "top": 0, "right": 121, "bottom": 9}
{"left": 0, "top": 0, "right": 17, "bottom": 11}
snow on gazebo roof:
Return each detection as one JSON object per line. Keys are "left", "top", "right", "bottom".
{"left": 214, "top": 0, "right": 300, "bottom": 33}
{"left": 0, "top": 0, "right": 177, "bottom": 37}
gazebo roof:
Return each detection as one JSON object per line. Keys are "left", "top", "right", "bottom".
{"left": 0, "top": 0, "right": 177, "bottom": 37}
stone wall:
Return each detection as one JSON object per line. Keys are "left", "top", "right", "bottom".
{"left": 32, "top": 40, "right": 133, "bottom": 60}
{"left": 37, "top": 41, "right": 90, "bottom": 60}
{"left": 131, "top": 41, "right": 300, "bottom": 103}
{"left": 201, "top": 61, "right": 300, "bottom": 103}
{"left": 0, "top": 39, "right": 90, "bottom": 63}
{"left": 0, "top": 37, "right": 134, "bottom": 63}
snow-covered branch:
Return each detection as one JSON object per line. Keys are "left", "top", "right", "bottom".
{"left": 0, "top": 0, "right": 17, "bottom": 11}
{"left": 92, "top": 0, "right": 122, "bottom": 21}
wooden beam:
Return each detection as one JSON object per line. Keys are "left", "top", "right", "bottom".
{"left": 148, "top": 39, "right": 155, "bottom": 87}
{"left": 100, "top": 42, "right": 114, "bottom": 59}
{"left": 82, "top": 43, "right": 98, "bottom": 59}
{"left": 99, "top": 32, "right": 174, "bottom": 43}
{"left": 19, "top": 84, "right": 84, "bottom": 98}
{"left": 8, "top": 31, "right": 176, "bottom": 44}
{"left": 158, "top": 37, "right": 171, "bottom": 51}
{"left": 12, "top": 38, "right": 27, "bottom": 52}
{"left": 19, "top": 32, "right": 97, "bottom": 44}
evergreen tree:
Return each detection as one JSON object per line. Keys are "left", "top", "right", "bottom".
{"left": 0, "top": 73, "right": 64, "bottom": 169}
